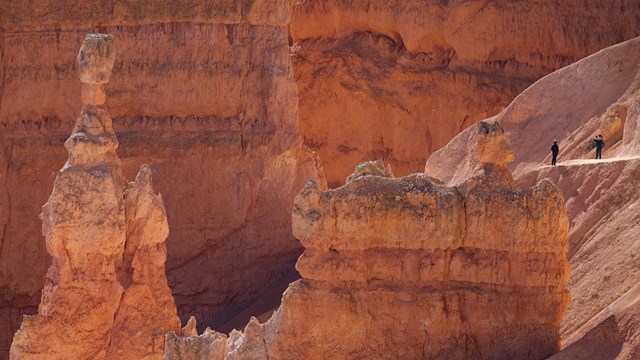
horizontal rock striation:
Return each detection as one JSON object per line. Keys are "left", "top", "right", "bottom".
{"left": 0, "top": 16, "right": 317, "bottom": 358}
{"left": 0, "top": 0, "right": 291, "bottom": 29}
{"left": 2, "top": 1, "right": 636, "bottom": 357}
{"left": 164, "top": 130, "right": 570, "bottom": 359}
{"left": 425, "top": 36, "right": 640, "bottom": 357}
{"left": 290, "top": 0, "right": 640, "bottom": 186}
{"left": 9, "top": 34, "right": 180, "bottom": 360}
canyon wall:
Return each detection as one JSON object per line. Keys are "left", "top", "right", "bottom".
{"left": 426, "top": 36, "right": 640, "bottom": 357}
{"left": 290, "top": 0, "right": 640, "bottom": 186}
{"left": 164, "top": 131, "right": 570, "bottom": 359}
{"left": 0, "top": 3, "right": 318, "bottom": 358}
{"left": 2, "top": 1, "right": 640, "bottom": 358}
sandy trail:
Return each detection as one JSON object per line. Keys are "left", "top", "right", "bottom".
{"left": 541, "top": 156, "right": 640, "bottom": 168}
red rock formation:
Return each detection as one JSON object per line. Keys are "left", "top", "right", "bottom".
{"left": 0, "top": 5, "right": 318, "bottom": 357}
{"left": 426, "top": 36, "right": 640, "bottom": 357}
{"left": 520, "top": 159, "right": 640, "bottom": 359}
{"left": 290, "top": 0, "right": 640, "bottom": 186}
{"left": 2, "top": 2, "right": 640, "bottom": 358}
{"left": 9, "top": 34, "right": 180, "bottom": 360}
{"left": 163, "top": 132, "right": 570, "bottom": 359}
{"left": 345, "top": 159, "right": 394, "bottom": 184}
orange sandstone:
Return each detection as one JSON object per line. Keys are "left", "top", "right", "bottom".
{"left": 290, "top": 0, "right": 640, "bottom": 186}
{"left": 9, "top": 34, "right": 180, "bottom": 360}
{"left": 426, "top": 36, "right": 640, "bottom": 357}
{"left": 0, "top": 11, "right": 318, "bottom": 356}
{"left": 2, "top": 1, "right": 640, "bottom": 357}
{"left": 163, "top": 132, "right": 570, "bottom": 359}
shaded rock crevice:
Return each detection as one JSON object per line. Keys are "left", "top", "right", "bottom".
{"left": 164, "top": 133, "right": 569, "bottom": 360}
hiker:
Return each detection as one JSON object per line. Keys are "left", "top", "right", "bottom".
{"left": 551, "top": 140, "right": 559, "bottom": 166}
{"left": 595, "top": 134, "right": 605, "bottom": 159}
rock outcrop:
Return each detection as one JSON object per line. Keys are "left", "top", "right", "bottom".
{"left": 163, "top": 130, "right": 570, "bottom": 359}
{"left": 521, "top": 159, "right": 640, "bottom": 359}
{"left": 426, "top": 37, "right": 640, "bottom": 183}
{"left": 9, "top": 34, "right": 180, "bottom": 360}
{"left": 425, "top": 36, "right": 640, "bottom": 357}
{"left": 345, "top": 159, "right": 394, "bottom": 183}
{"left": 2, "top": 2, "right": 639, "bottom": 358}
{"left": 0, "top": 6, "right": 318, "bottom": 356}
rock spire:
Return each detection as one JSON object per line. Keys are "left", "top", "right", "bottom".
{"left": 10, "top": 34, "right": 180, "bottom": 360}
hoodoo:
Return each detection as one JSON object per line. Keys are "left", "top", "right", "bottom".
{"left": 10, "top": 34, "right": 180, "bottom": 360}
{"left": 3, "top": 4, "right": 640, "bottom": 357}
{"left": 163, "top": 122, "right": 570, "bottom": 360}
{"left": 424, "top": 37, "right": 640, "bottom": 357}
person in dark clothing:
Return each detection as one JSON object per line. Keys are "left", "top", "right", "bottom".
{"left": 551, "top": 140, "right": 559, "bottom": 165}
{"left": 595, "top": 134, "right": 605, "bottom": 159}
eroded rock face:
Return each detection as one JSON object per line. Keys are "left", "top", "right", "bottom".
{"left": 290, "top": 0, "right": 640, "bottom": 186}
{"left": 518, "top": 159, "right": 640, "bottom": 359}
{"left": 9, "top": 34, "right": 180, "bottom": 360}
{"left": 345, "top": 159, "right": 394, "bottom": 184}
{"left": 425, "top": 36, "right": 640, "bottom": 357}
{"left": 2, "top": 1, "right": 638, "bottom": 357}
{"left": 0, "top": 12, "right": 318, "bottom": 356}
{"left": 475, "top": 121, "right": 515, "bottom": 166}
{"left": 77, "top": 34, "right": 116, "bottom": 85}
{"left": 164, "top": 141, "right": 569, "bottom": 359}
{"left": 426, "top": 37, "right": 640, "bottom": 183}
{"left": 425, "top": 120, "right": 515, "bottom": 187}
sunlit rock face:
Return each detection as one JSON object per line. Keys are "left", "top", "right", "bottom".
{"left": 425, "top": 36, "right": 640, "bottom": 359}
{"left": 289, "top": 0, "right": 640, "bottom": 186}
{"left": 3, "top": 1, "right": 638, "bottom": 358}
{"left": 163, "top": 140, "right": 570, "bottom": 360}
{"left": 9, "top": 34, "right": 180, "bottom": 360}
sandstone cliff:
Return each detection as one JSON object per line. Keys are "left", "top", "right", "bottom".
{"left": 2, "top": 2, "right": 639, "bottom": 358}
{"left": 426, "top": 36, "right": 640, "bottom": 357}
{"left": 290, "top": 0, "right": 640, "bottom": 186}
{"left": 0, "top": 4, "right": 318, "bottom": 357}
{"left": 9, "top": 34, "right": 180, "bottom": 360}
{"left": 163, "top": 129, "right": 570, "bottom": 359}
